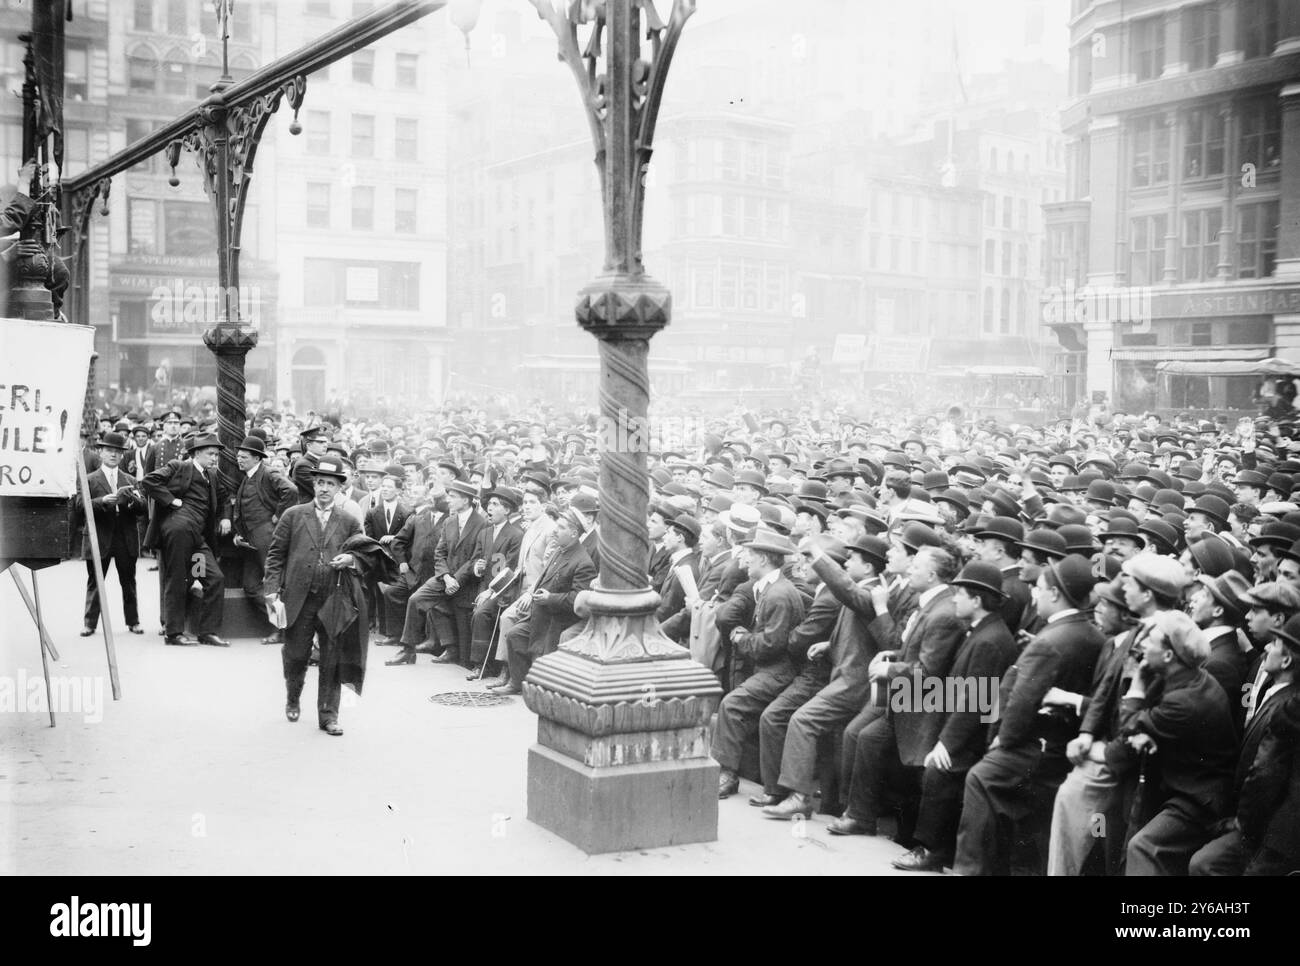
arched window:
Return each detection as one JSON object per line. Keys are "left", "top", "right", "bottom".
{"left": 293, "top": 345, "right": 326, "bottom": 367}
{"left": 983, "top": 287, "right": 994, "bottom": 330}
{"left": 984, "top": 239, "right": 996, "bottom": 273}
{"left": 1000, "top": 289, "right": 1011, "bottom": 334}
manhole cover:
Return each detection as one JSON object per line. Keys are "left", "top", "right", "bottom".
{"left": 428, "top": 691, "right": 514, "bottom": 708}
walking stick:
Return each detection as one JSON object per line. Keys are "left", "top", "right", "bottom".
{"left": 29, "top": 568, "right": 55, "bottom": 727}
{"left": 77, "top": 456, "right": 121, "bottom": 700}
{"left": 478, "top": 602, "right": 505, "bottom": 682}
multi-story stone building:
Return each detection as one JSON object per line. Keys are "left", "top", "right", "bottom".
{"left": 1047, "top": 0, "right": 1300, "bottom": 413}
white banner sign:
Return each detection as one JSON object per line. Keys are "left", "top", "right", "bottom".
{"left": 0, "top": 319, "right": 95, "bottom": 498}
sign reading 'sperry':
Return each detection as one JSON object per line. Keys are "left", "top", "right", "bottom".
{"left": 0, "top": 318, "right": 94, "bottom": 498}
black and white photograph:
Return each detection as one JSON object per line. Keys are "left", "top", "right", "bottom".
{"left": 0, "top": 0, "right": 1296, "bottom": 927}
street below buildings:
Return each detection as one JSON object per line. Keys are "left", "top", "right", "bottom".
{"left": 1, "top": 560, "right": 914, "bottom": 875}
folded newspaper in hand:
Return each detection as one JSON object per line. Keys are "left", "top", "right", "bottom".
{"left": 266, "top": 598, "right": 287, "bottom": 629}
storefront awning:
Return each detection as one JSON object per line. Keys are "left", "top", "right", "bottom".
{"left": 1155, "top": 356, "right": 1300, "bottom": 377}
{"left": 1111, "top": 346, "right": 1272, "bottom": 363}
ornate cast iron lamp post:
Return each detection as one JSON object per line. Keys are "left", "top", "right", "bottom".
{"left": 517, "top": 0, "right": 723, "bottom": 854}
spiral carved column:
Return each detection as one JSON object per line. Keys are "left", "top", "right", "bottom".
{"left": 203, "top": 325, "right": 258, "bottom": 497}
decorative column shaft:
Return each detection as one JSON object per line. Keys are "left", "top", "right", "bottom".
{"left": 522, "top": 0, "right": 721, "bottom": 855}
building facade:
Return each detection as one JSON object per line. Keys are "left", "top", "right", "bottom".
{"left": 1048, "top": 0, "right": 1300, "bottom": 413}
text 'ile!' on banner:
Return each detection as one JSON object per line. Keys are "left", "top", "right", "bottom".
{"left": 0, "top": 318, "right": 94, "bottom": 498}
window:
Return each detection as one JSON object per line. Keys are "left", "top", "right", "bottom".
{"left": 128, "top": 56, "right": 157, "bottom": 94}
{"left": 1000, "top": 289, "right": 1011, "bottom": 334}
{"left": 1130, "top": 214, "right": 1168, "bottom": 285}
{"left": 394, "top": 118, "right": 418, "bottom": 161}
{"left": 306, "top": 183, "right": 330, "bottom": 229}
{"left": 1132, "top": 15, "right": 1166, "bottom": 81}
{"left": 65, "top": 45, "right": 88, "bottom": 101}
{"left": 1184, "top": 4, "right": 1220, "bottom": 70}
{"left": 1183, "top": 108, "right": 1225, "bottom": 179}
{"left": 1017, "top": 242, "right": 1028, "bottom": 277}
{"left": 692, "top": 266, "right": 715, "bottom": 308}
{"left": 764, "top": 265, "right": 784, "bottom": 312}
{"left": 1131, "top": 115, "right": 1171, "bottom": 187}
{"left": 395, "top": 188, "right": 417, "bottom": 233}
{"left": 61, "top": 127, "right": 89, "bottom": 177}
{"left": 352, "top": 49, "right": 375, "bottom": 85}
{"left": 719, "top": 263, "right": 738, "bottom": 309}
{"left": 395, "top": 53, "right": 418, "bottom": 89}
{"left": 743, "top": 197, "right": 761, "bottom": 238}
{"left": 1017, "top": 199, "right": 1028, "bottom": 230}
{"left": 1239, "top": 99, "right": 1281, "bottom": 172}
{"left": 306, "top": 1, "right": 332, "bottom": 15}
{"left": 126, "top": 119, "right": 156, "bottom": 172}
{"left": 351, "top": 114, "right": 374, "bottom": 157}
{"left": 352, "top": 186, "right": 374, "bottom": 230}
{"left": 1002, "top": 196, "right": 1012, "bottom": 227}
{"left": 133, "top": 0, "right": 153, "bottom": 31}
{"left": 721, "top": 195, "right": 738, "bottom": 234}
{"left": 164, "top": 201, "right": 215, "bottom": 256}
{"left": 1238, "top": 202, "right": 1279, "bottom": 279}
{"left": 1000, "top": 242, "right": 1011, "bottom": 276}
{"left": 742, "top": 264, "right": 760, "bottom": 310}
{"left": 1191, "top": 322, "right": 1214, "bottom": 346}
{"left": 743, "top": 141, "right": 762, "bottom": 184}
{"left": 765, "top": 149, "right": 785, "bottom": 188}
{"left": 306, "top": 110, "right": 330, "bottom": 153}
{"left": 303, "top": 259, "right": 420, "bottom": 309}
{"left": 721, "top": 141, "right": 739, "bottom": 180}
{"left": 984, "top": 239, "right": 995, "bottom": 273}
{"left": 1241, "top": 0, "right": 1279, "bottom": 60}
{"left": 160, "top": 60, "right": 188, "bottom": 97}
{"left": 983, "top": 286, "right": 993, "bottom": 331}
{"left": 1181, "top": 209, "right": 1222, "bottom": 281}
{"left": 166, "top": 0, "right": 187, "bottom": 33}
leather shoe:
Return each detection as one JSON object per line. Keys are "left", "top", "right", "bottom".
{"left": 79, "top": 625, "right": 95, "bottom": 637}
{"left": 718, "top": 771, "right": 739, "bottom": 799}
{"left": 198, "top": 634, "right": 230, "bottom": 647}
{"left": 762, "top": 794, "right": 814, "bottom": 820}
{"left": 748, "top": 792, "right": 783, "bottom": 808}
{"left": 413, "top": 639, "right": 439, "bottom": 654}
{"left": 164, "top": 634, "right": 198, "bottom": 646}
{"left": 285, "top": 703, "right": 300, "bottom": 723}
{"left": 489, "top": 684, "right": 521, "bottom": 695}
{"left": 429, "top": 650, "right": 459, "bottom": 664}
{"left": 385, "top": 648, "right": 416, "bottom": 666}
{"left": 261, "top": 630, "right": 283, "bottom": 645}
{"left": 128, "top": 625, "right": 144, "bottom": 634}
{"left": 892, "top": 846, "right": 945, "bottom": 872}
{"left": 464, "top": 665, "right": 484, "bottom": 680}
{"left": 377, "top": 636, "right": 402, "bottom": 647}
{"left": 826, "top": 815, "right": 877, "bottom": 836}
{"left": 480, "top": 676, "right": 506, "bottom": 688}
{"left": 320, "top": 720, "right": 344, "bottom": 736}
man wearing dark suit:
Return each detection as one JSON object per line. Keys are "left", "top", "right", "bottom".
{"left": 290, "top": 425, "right": 330, "bottom": 503}
{"left": 426, "top": 480, "right": 488, "bottom": 667}
{"left": 74, "top": 432, "right": 147, "bottom": 636}
{"left": 263, "top": 458, "right": 363, "bottom": 736}
{"left": 892, "top": 562, "right": 1019, "bottom": 871}
{"left": 654, "top": 514, "right": 702, "bottom": 644}
{"left": 830, "top": 545, "right": 965, "bottom": 837}
{"left": 362, "top": 473, "right": 410, "bottom": 639}
{"left": 496, "top": 509, "right": 596, "bottom": 694}
{"left": 973, "top": 516, "right": 1032, "bottom": 635}
{"left": 1234, "top": 690, "right": 1300, "bottom": 874}
{"left": 715, "top": 529, "right": 808, "bottom": 799}
{"left": 1190, "top": 613, "right": 1299, "bottom": 875}
{"left": 463, "top": 487, "right": 524, "bottom": 671}
{"left": 381, "top": 497, "right": 446, "bottom": 659}
{"left": 390, "top": 482, "right": 484, "bottom": 665}
{"left": 1115, "top": 610, "right": 1236, "bottom": 876}
{"left": 758, "top": 535, "right": 888, "bottom": 818}
{"left": 228, "top": 435, "right": 299, "bottom": 644}
{"left": 647, "top": 504, "right": 673, "bottom": 593}
{"left": 954, "top": 555, "right": 1104, "bottom": 875}
{"left": 141, "top": 432, "right": 227, "bottom": 647}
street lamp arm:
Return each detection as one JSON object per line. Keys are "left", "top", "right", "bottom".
{"left": 527, "top": 1, "right": 608, "bottom": 188}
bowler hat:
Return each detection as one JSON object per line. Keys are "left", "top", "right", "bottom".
{"left": 1019, "top": 528, "right": 1068, "bottom": 560}
{"left": 309, "top": 458, "right": 349, "bottom": 481}
{"left": 952, "top": 560, "right": 1007, "bottom": 599}
{"left": 1271, "top": 612, "right": 1300, "bottom": 651}
{"left": 669, "top": 514, "right": 701, "bottom": 543}
{"left": 734, "top": 469, "right": 769, "bottom": 494}
{"left": 896, "top": 521, "right": 942, "bottom": 553}
{"left": 486, "top": 486, "right": 522, "bottom": 511}
{"left": 844, "top": 535, "right": 889, "bottom": 573}
{"left": 1099, "top": 516, "right": 1146, "bottom": 545}
{"left": 1058, "top": 523, "right": 1099, "bottom": 556}
{"left": 96, "top": 431, "right": 129, "bottom": 451}
{"left": 1189, "top": 495, "right": 1230, "bottom": 527}
{"left": 975, "top": 516, "right": 1024, "bottom": 544}
{"left": 1187, "top": 534, "right": 1235, "bottom": 577}
{"left": 568, "top": 491, "right": 599, "bottom": 515}
{"left": 237, "top": 435, "right": 268, "bottom": 457}
{"left": 1046, "top": 554, "right": 1097, "bottom": 607}
{"left": 809, "top": 534, "right": 850, "bottom": 566}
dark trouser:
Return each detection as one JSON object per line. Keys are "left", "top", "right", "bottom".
{"left": 240, "top": 543, "right": 269, "bottom": 616}
{"left": 1244, "top": 848, "right": 1298, "bottom": 875}
{"left": 282, "top": 588, "right": 341, "bottom": 725}
{"left": 846, "top": 716, "right": 922, "bottom": 832}
{"left": 711, "top": 666, "right": 797, "bottom": 773}
{"left": 430, "top": 595, "right": 474, "bottom": 663}
{"left": 381, "top": 572, "right": 420, "bottom": 637}
{"left": 840, "top": 700, "right": 887, "bottom": 795}
{"left": 1127, "top": 797, "right": 1217, "bottom": 877}
{"left": 505, "top": 614, "right": 534, "bottom": 686}
{"left": 469, "top": 597, "right": 505, "bottom": 668}
{"left": 398, "top": 577, "right": 449, "bottom": 648}
{"left": 159, "top": 525, "right": 223, "bottom": 637}
{"left": 83, "top": 544, "right": 139, "bottom": 629}
{"left": 1189, "top": 828, "right": 1251, "bottom": 877}
{"left": 954, "top": 746, "right": 1067, "bottom": 876}
{"left": 758, "top": 671, "right": 826, "bottom": 793}
{"left": 913, "top": 765, "right": 970, "bottom": 861}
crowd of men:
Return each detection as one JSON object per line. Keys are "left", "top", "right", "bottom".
{"left": 72, "top": 399, "right": 1300, "bottom": 874}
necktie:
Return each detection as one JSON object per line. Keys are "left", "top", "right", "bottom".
{"left": 901, "top": 610, "right": 920, "bottom": 645}
{"left": 1244, "top": 663, "right": 1269, "bottom": 724}
{"left": 386, "top": 504, "right": 393, "bottom": 530}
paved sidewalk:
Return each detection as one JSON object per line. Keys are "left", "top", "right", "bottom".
{"left": 1, "top": 560, "right": 920, "bottom": 875}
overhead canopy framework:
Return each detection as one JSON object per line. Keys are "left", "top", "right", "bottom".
{"left": 1155, "top": 357, "right": 1300, "bottom": 377}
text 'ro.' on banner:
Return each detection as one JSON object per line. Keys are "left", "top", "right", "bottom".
{"left": 0, "top": 318, "right": 94, "bottom": 498}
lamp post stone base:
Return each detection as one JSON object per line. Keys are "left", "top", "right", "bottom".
{"left": 523, "top": 592, "right": 723, "bottom": 854}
